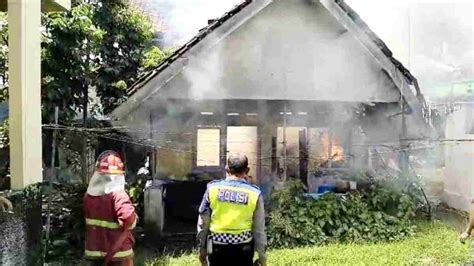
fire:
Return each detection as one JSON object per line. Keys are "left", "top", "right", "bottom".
{"left": 329, "top": 139, "right": 345, "bottom": 162}
{"left": 309, "top": 128, "right": 344, "bottom": 163}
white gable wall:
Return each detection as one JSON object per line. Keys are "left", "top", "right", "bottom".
{"left": 157, "top": 0, "right": 400, "bottom": 102}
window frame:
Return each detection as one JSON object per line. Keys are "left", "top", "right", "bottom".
{"left": 193, "top": 125, "right": 225, "bottom": 172}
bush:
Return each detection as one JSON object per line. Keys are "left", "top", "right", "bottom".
{"left": 42, "top": 182, "right": 87, "bottom": 261}
{"left": 267, "top": 176, "right": 424, "bottom": 248}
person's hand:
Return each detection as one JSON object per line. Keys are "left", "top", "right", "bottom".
{"left": 199, "top": 250, "right": 208, "bottom": 266}
{"left": 460, "top": 232, "right": 469, "bottom": 243}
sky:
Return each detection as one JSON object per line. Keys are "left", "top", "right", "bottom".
{"left": 134, "top": 0, "right": 474, "bottom": 99}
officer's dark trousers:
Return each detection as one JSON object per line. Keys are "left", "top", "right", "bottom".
{"left": 208, "top": 241, "right": 254, "bottom": 266}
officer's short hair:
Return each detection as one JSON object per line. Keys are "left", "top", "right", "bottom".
{"left": 227, "top": 154, "right": 249, "bottom": 175}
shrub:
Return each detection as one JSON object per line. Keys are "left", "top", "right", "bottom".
{"left": 42, "top": 183, "right": 87, "bottom": 261}
{"left": 267, "top": 176, "right": 423, "bottom": 248}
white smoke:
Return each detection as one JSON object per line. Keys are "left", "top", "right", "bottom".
{"left": 346, "top": 0, "right": 474, "bottom": 99}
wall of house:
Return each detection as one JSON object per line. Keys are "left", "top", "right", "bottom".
{"left": 442, "top": 104, "right": 474, "bottom": 212}
{"left": 156, "top": 0, "right": 401, "bottom": 103}
{"left": 142, "top": 100, "right": 408, "bottom": 187}
{"left": 116, "top": 91, "right": 418, "bottom": 188}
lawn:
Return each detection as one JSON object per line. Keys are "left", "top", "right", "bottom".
{"left": 146, "top": 220, "right": 472, "bottom": 266}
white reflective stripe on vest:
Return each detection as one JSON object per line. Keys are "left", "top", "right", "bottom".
{"left": 128, "top": 215, "right": 137, "bottom": 230}
{"left": 84, "top": 249, "right": 133, "bottom": 258}
{"left": 85, "top": 218, "right": 120, "bottom": 229}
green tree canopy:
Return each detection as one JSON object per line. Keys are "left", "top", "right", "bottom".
{"left": 92, "top": 0, "right": 154, "bottom": 113}
{"left": 42, "top": 3, "right": 105, "bottom": 122}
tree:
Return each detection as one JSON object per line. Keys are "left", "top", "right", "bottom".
{"left": 92, "top": 0, "right": 154, "bottom": 113}
{"left": 42, "top": 0, "right": 156, "bottom": 122}
{"left": 42, "top": 4, "right": 105, "bottom": 123}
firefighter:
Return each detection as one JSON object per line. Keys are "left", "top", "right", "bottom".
{"left": 197, "top": 154, "right": 267, "bottom": 266}
{"left": 84, "top": 150, "right": 137, "bottom": 266}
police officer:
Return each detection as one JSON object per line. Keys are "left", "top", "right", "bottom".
{"left": 197, "top": 154, "right": 267, "bottom": 266}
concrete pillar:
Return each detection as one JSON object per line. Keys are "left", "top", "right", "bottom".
{"left": 8, "top": 0, "right": 43, "bottom": 189}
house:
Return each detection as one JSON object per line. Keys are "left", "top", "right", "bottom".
{"left": 111, "top": 0, "right": 434, "bottom": 193}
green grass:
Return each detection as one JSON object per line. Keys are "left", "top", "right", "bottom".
{"left": 146, "top": 220, "right": 472, "bottom": 266}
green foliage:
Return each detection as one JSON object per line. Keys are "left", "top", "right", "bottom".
{"left": 23, "top": 183, "right": 43, "bottom": 203}
{"left": 126, "top": 173, "right": 150, "bottom": 226}
{"left": 142, "top": 46, "right": 175, "bottom": 71}
{"left": 42, "top": 183, "right": 88, "bottom": 261}
{"left": 0, "top": 118, "right": 8, "bottom": 147}
{"left": 92, "top": 0, "right": 155, "bottom": 113}
{"left": 42, "top": 3, "right": 105, "bottom": 123}
{"left": 267, "top": 177, "right": 423, "bottom": 248}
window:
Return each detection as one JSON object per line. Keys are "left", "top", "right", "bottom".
{"left": 277, "top": 127, "right": 306, "bottom": 179}
{"left": 227, "top": 126, "right": 258, "bottom": 180}
{"left": 196, "top": 129, "right": 220, "bottom": 167}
